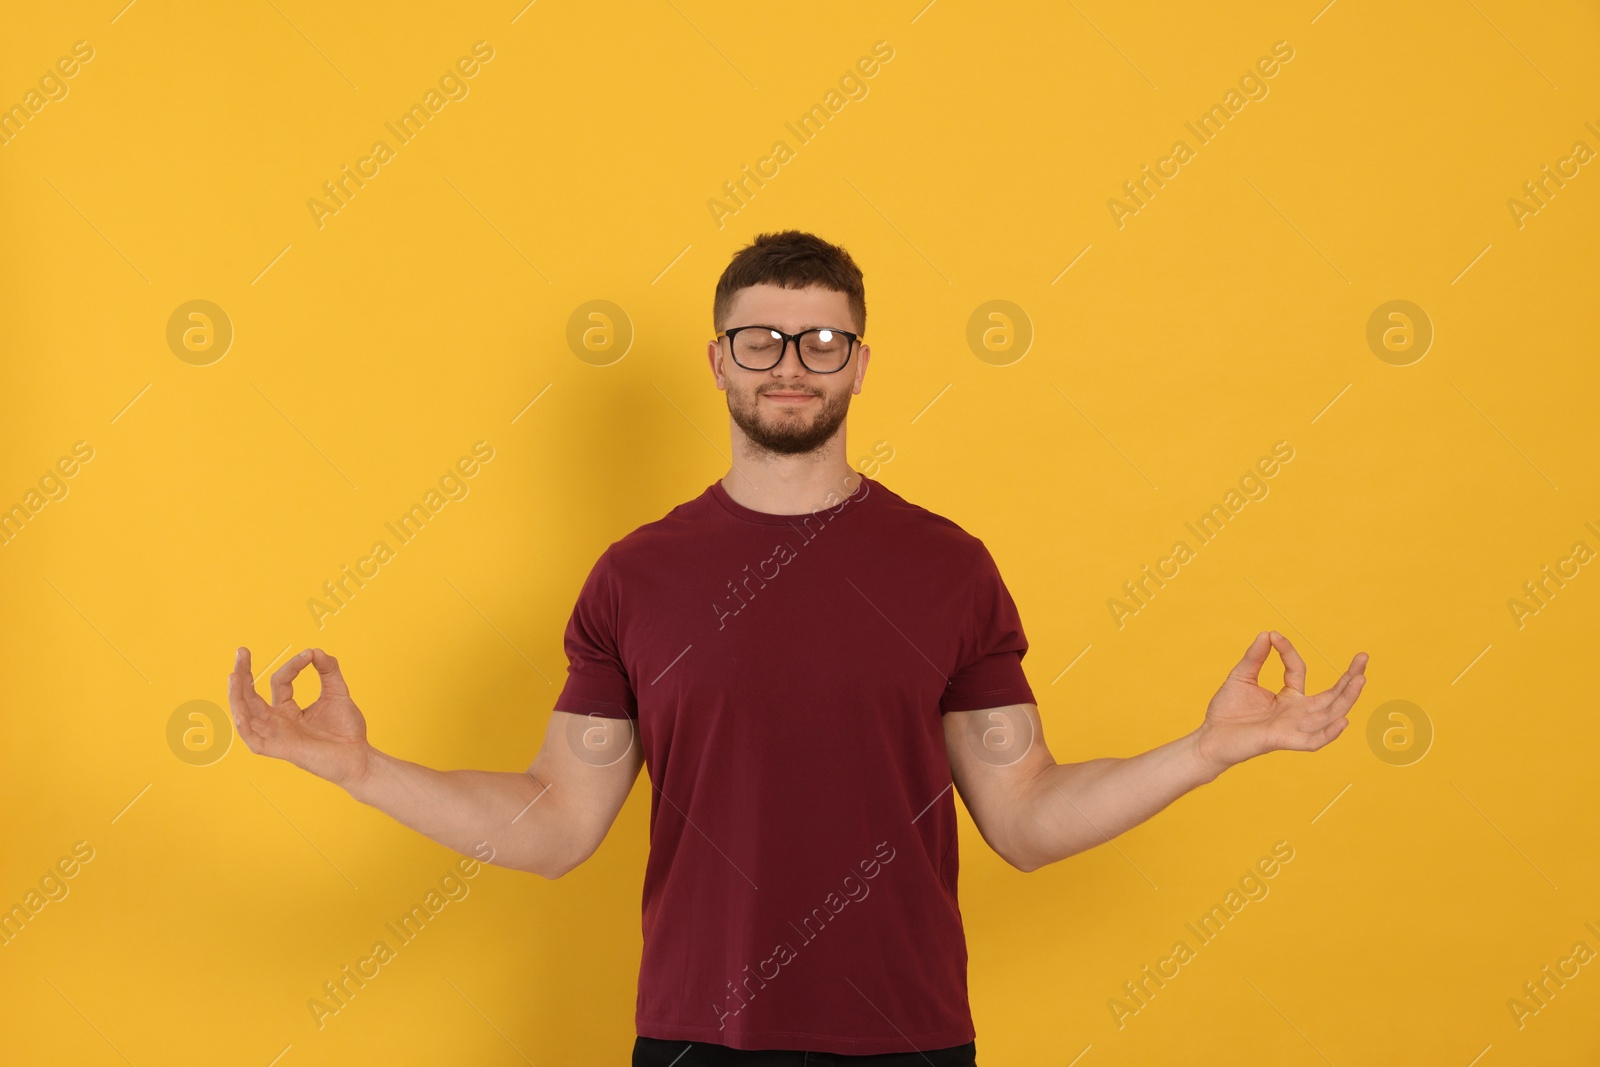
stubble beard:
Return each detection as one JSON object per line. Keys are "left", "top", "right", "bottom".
{"left": 727, "top": 384, "right": 852, "bottom": 458}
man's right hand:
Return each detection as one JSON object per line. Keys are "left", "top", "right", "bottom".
{"left": 229, "top": 646, "right": 374, "bottom": 789}
{"left": 226, "top": 644, "right": 643, "bottom": 879}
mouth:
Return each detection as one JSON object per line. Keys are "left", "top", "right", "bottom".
{"left": 762, "top": 392, "right": 817, "bottom": 403}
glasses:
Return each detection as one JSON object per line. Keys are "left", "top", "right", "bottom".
{"left": 717, "top": 325, "right": 860, "bottom": 374}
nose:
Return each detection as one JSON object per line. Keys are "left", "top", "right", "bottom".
{"left": 767, "top": 337, "right": 812, "bottom": 378}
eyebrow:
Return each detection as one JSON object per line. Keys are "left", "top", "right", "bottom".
{"left": 728, "top": 324, "right": 853, "bottom": 333}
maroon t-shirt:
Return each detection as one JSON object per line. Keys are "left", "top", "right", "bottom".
{"left": 553, "top": 473, "right": 1035, "bottom": 1054}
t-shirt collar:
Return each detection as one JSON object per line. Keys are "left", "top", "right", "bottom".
{"left": 709, "top": 472, "right": 874, "bottom": 525}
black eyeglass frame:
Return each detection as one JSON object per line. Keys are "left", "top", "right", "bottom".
{"left": 715, "top": 325, "right": 862, "bottom": 374}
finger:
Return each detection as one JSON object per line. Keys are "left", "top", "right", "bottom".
{"left": 228, "top": 647, "right": 257, "bottom": 722}
{"left": 308, "top": 648, "right": 351, "bottom": 699}
{"left": 1314, "top": 651, "right": 1370, "bottom": 709}
{"left": 1228, "top": 631, "right": 1273, "bottom": 684}
{"left": 1270, "top": 631, "right": 1307, "bottom": 694}
{"left": 1312, "top": 669, "right": 1353, "bottom": 711}
{"left": 1290, "top": 709, "right": 1347, "bottom": 749}
{"left": 1326, "top": 672, "right": 1368, "bottom": 716}
{"left": 1313, "top": 715, "right": 1349, "bottom": 749}
{"left": 272, "top": 649, "right": 315, "bottom": 707}
{"left": 1305, "top": 697, "right": 1349, "bottom": 733}
{"left": 229, "top": 647, "right": 267, "bottom": 749}
{"left": 1294, "top": 718, "right": 1343, "bottom": 751}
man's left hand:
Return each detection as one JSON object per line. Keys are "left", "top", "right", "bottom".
{"left": 1193, "top": 630, "right": 1369, "bottom": 775}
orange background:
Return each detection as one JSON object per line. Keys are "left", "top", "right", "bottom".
{"left": 2, "top": 1, "right": 1598, "bottom": 1064}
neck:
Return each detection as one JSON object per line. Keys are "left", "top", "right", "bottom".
{"left": 721, "top": 442, "right": 861, "bottom": 516}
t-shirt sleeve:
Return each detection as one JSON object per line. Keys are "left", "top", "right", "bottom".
{"left": 940, "top": 542, "right": 1037, "bottom": 714}
{"left": 553, "top": 546, "right": 638, "bottom": 719}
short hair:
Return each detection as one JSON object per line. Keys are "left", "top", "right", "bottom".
{"left": 712, "top": 230, "right": 866, "bottom": 336}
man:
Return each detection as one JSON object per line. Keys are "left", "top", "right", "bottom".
{"left": 228, "top": 230, "right": 1369, "bottom": 1065}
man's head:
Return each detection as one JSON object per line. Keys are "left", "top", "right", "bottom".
{"left": 707, "top": 231, "right": 870, "bottom": 458}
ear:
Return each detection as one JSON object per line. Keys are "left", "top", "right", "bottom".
{"left": 851, "top": 343, "right": 870, "bottom": 393}
{"left": 707, "top": 338, "right": 728, "bottom": 390}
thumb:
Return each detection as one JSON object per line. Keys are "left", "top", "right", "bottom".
{"left": 308, "top": 647, "right": 352, "bottom": 699}
{"left": 1227, "top": 631, "right": 1272, "bottom": 684}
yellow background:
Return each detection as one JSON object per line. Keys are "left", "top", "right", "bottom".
{"left": 2, "top": 1, "right": 1598, "bottom": 1063}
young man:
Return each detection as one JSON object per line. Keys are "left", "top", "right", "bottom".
{"left": 228, "top": 231, "right": 1369, "bottom": 1065}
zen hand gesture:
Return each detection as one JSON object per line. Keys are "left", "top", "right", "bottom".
{"left": 1194, "top": 631, "right": 1369, "bottom": 772}
{"left": 228, "top": 647, "right": 374, "bottom": 789}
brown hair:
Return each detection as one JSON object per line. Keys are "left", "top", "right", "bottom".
{"left": 712, "top": 230, "right": 866, "bottom": 336}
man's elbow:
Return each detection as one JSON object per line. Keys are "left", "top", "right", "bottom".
{"left": 1001, "top": 823, "right": 1091, "bottom": 873}
{"left": 995, "top": 831, "right": 1055, "bottom": 874}
{"left": 472, "top": 831, "right": 582, "bottom": 880}
{"left": 997, "top": 803, "right": 1060, "bottom": 872}
{"left": 524, "top": 832, "right": 603, "bottom": 880}
{"left": 524, "top": 856, "right": 571, "bottom": 880}
{"left": 1003, "top": 844, "right": 1049, "bottom": 874}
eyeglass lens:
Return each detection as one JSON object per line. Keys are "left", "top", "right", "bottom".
{"left": 731, "top": 328, "right": 852, "bottom": 372}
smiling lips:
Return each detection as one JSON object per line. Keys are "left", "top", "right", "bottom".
{"left": 763, "top": 392, "right": 816, "bottom": 403}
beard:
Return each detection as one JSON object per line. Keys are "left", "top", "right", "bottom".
{"left": 727, "top": 384, "right": 852, "bottom": 457}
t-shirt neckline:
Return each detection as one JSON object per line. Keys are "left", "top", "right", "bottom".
{"left": 709, "top": 473, "right": 875, "bottom": 526}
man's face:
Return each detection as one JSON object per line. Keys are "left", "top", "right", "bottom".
{"left": 707, "top": 283, "right": 870, "bottom": 457}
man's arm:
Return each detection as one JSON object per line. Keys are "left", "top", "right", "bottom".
{"left": 345, "top": 708, "right": 643, "bottom": 879}
{"left": 228, "top": 646, "right": 643, "bottom": 880}
{"left": 944, "top": 631, "right": 1368, "bottom": 873}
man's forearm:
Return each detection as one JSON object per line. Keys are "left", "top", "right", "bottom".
{"left": 345, "top": 749, "right": 574, "bottom": 878}
{"left": 1012, "top": 728, "right": 1228, "bottom": 872}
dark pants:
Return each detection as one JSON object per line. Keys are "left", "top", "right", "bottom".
{"left": 632, "top": 1036, "right": 978, "bottom": 1066}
